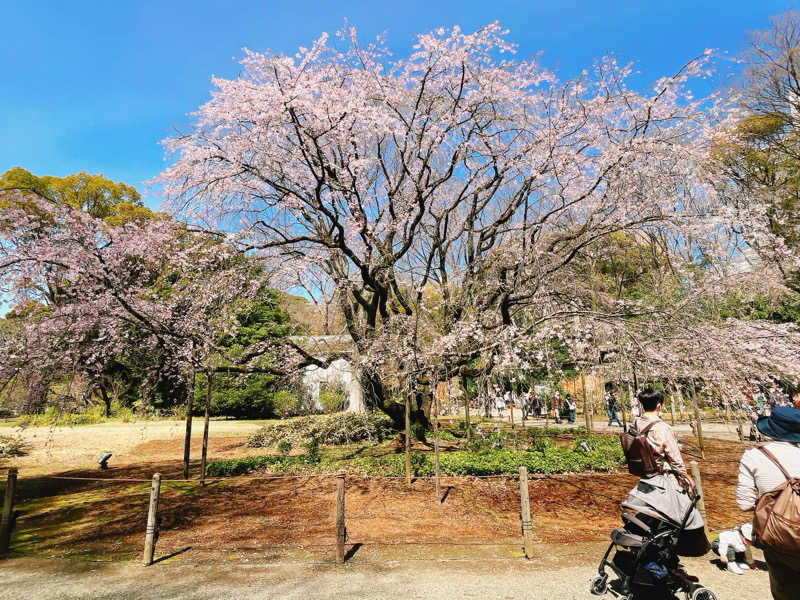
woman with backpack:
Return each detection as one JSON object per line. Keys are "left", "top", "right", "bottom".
{"left": 620, "top": 388, "right": 708, "bottom": 556}
{"left": 735, "top": 405, "right": 800, "bottom": 600}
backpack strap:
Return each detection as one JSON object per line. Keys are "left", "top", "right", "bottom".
{"left": 758, "top": 446, "right": 793, "bottom": 481}
{"left": 639, "top": 421, "right": 658, "bottom": 436}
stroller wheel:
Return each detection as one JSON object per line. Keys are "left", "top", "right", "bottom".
{"left": 589, "top": 574, "right": 608, "bottom": 595}
{"left": 690, "top": 588, "right": 718, "bottom": 600}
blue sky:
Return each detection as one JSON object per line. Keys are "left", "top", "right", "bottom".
{"left": 0, "top": 1, "right": 790, "bottom": 208}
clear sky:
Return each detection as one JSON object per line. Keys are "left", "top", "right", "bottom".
{"left": 0, "top": 1, "right": 790, "bottom": 208}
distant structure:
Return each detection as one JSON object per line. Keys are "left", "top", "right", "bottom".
{"left": 291, "top": 335, "right": 366, "bottom": 413}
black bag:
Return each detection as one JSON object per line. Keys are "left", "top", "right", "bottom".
{"left": 620, "top": 421, "right": 659, "bottom": 476}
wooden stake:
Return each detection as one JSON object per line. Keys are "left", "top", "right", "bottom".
{"left": 519, "top": 466, "right": 534, "bottom": 559}
{"left": 0, "top": 468, "right": 18, "bottom": 556}
{"left": 200, "top": 371, "right": 212, "bottom": 485}
{"left": 335, "top": 469, "right": 346, "bottom": 564}
{"left": 689, "top": 461, "right": 708, "bottom": 535}
{"left": 182, "top": 372, "right": 195, "bottom": 480}
{"left": 142, "top": 473, "right": 161, "bottom": 566}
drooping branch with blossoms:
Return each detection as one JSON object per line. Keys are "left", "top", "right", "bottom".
{"left": 0, "top": 190, "right": 323, "bottom": 415}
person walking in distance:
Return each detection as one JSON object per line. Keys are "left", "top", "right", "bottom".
{"left": 564, "top": 393, "right": 576, "bottom": 423}
{"left": 736, "top": 406, "right": 800, "bottom": 600}
{"left": 552, "top": 390, "right": 562, "bottom": 424}
{"left": 606, "top": 390, "right": 623, "bottom": 427}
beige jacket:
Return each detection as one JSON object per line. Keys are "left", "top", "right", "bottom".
{"left": 634, "top": 415, "right": 687, "bottom": 475}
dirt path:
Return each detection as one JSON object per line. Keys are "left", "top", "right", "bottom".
{"left": 1, "top": 420, "right": 266, "bottom": 476}
{"left": 0, "top": 544, "right": 771, "bottom": 600}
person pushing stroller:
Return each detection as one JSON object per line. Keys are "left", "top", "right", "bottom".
{"left": 622, "top": 387, "right": 707, "bottom": 553}
{"left": 591, "top": 388, "right": 713, "bottom": 600}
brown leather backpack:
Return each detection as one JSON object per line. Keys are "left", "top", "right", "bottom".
{"left": 752, "top": 446, "right": 800, "bottom": 563}
{"left": 620, "top": 421, "right": 659, "bottom": 477}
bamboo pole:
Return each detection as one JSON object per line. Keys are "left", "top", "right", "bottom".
{"left": 335, "top": 469, "right": 346, "bottom": 563}
{"left": 142, "top": 473, "right": 161, "bottom": 566}
{"left": 200, "top": 371, "right": 212, "bottom": 485}
{"left": 519, "top": 466, "right": 534, "bottom": 559}
{"left": 0, "top": 468, "right": 18, "bottom": 556}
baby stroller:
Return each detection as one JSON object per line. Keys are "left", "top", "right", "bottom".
{"left": 589, "top": 483, "right": 717, "bottom": 600}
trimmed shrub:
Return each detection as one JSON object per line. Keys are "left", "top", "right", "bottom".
{"left": 247, "top": 411, "right": 395, "bottom": 448}
{"left": 211, "top": 434, "right": 623, "bottom": 478}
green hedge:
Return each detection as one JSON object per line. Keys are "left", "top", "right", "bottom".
{"left": 208, "top": 434, "right": 623, "bottom": 477}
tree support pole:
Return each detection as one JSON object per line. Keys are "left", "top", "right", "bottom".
{"left": 182, "top": 371, "right": 195, "bottom": 480}
{"left": 690, "top": 382, "right": 705, "bottom": 459}
{"left": 433, "top": 385, "right": 441, "bottom": 501}
{"left": 581, "top": 371, "right": 591, "bottom": 432}
{"left": 200, "top": 371, "right": 212, "bottom": 485}
{"left": 461, "top": 376, "right": 471, "bottom": 440}
{"left": 404, "top": 395, "right": 412, "bottom": 486}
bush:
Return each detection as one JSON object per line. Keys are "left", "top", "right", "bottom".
{"left": 247, "top": 412, "right": 395, "bottom": 448}
{"left": 318, "top": 382, "right": 347, "bottom": 413}
{"left": 21, "top": 404, "right": 107, "bottom": 426}
{"left": 347, "top": 436, "right": 623, "bottom": 476}
{"left": 0, "top": 434, "right": 30, "bottom": 457}
{"left": 210, "top": 432, "right": 623, "bottom": 478}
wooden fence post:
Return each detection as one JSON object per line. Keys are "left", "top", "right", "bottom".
{"left": 142, "top": 473, "right": 161, "bottom": 566}
{"left": 335, "top": 469, "right": 346, "bottom": 564}
{"left": 0, "top": 468, "right": 18, "bottom": 556}
{"left": 200, "top": 371, "right": 212, "bottom": 485}
{"left": 519, "top": 466, "right": 534, "bottom": 559}
{"left": 689, "top": 461, "right": 708, "bottom": 535}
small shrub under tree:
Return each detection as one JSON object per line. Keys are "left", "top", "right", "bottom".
{"left": 247, "top": 412, "right": 395, "bottom": 448}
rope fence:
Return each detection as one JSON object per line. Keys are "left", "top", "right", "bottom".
{"left": 0, "top": 462, "right": 712, "bottom": 566}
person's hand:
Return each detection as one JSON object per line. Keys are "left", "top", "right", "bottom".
{"left": 748, "top": 562, "right": 756, "bottom": 570}
{"left": 720, "top": 556, "right": 728, "bottom": 565}
{"left": 677, "top": 471, "right": 694, "bottom": 492}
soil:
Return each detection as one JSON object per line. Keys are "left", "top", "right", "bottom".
{"left": 3, "top": 423, "right": 754, "bottom": 560}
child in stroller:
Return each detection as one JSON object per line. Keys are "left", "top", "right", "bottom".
{"left": 589, "top": 481, "right": 717, "bottom": 600}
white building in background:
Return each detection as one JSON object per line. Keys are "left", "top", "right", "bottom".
{"left": 291, "top": 334, "right": 366, "bottom": 413}
{"left": 302, "top": 358, "right": 365, "bottom": 413}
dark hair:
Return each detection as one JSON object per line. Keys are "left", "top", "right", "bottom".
{"left": 638, "top": 388, "right": 664, "bottom": 412}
